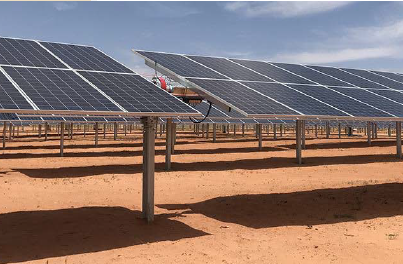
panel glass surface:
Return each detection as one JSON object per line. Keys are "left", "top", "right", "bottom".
{"left": 85, "top": 116, "right": 107, "bottom": 122}
{"left": 288, "top": 84, "right": 392, "bottom": 117}
{"left": 330, "top": 87, "right": 403, "bottom": 117}
{"left": 0, "top": 37, "right": 67, "bottom": 68}
{"left": 80, "top": 71, "right": 198, "bottom": 114}
{"left": 3, "top": 67, "right": 121, "bottom": 112}
{"left": 230, "top": 59, "right": 315, "bottom": 85}
{"left": 273, "top": 63, "right": 352, "bottom": 87}
{"left": 105, "top": 116, "right": 127, "bottom": 122}
{"left": 341, "top": 68, "right": 403, "bottom": 90}
{"left": 187, "top": 55, "right": 271, "bottom": 82}
{"left": 187, "top": 78, "right": 300, "bottom": 116}
{"left": 41, "top": 42, "right": 133, "bottom": 73}
{"left": 0, "top": 70, "right": 33, "bottom": 110}
{"left": 194, "top": 101, "right": 229, "bottom": 118}
{"left": 308, "top": 66, "right": 386, "bottom": 89}
{"left": 0, "top": 113, "right": 19, "bottom": 121}
{"left": 370, "top": 71, "right": 403, "bottom": 90}
{"left": 136, "top": 51, "right": 227, "bottom": 79}
{"left": 243, "top": 82, "right": 349, "bottom": 116}
{"left": 369, "top": 89, "right": 403, "bottom": 105}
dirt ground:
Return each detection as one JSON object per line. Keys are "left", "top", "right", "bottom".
{"left": 1, "top": 128, "right": 403, "bottom": 264}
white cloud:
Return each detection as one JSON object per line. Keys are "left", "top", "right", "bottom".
{"left": 224, "top": 1, "right": 351, "bottom": 18}
{"left": 273, "top": 47, "right": 398, "bottom": 64}
{"left": 52, "top": 2, "right": 78, "bottom": 11}
{"left": 142, "top": 2, "right": 200, "bottom": 18}
{"left": 271, "top": 16, "right": 403, "bottom": 64}
{"left": 346, "top": 20, "right": 403, "bottom": 44}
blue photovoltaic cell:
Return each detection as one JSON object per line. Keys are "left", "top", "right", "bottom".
{"left": 64, "top": 116, "right": 86, "bottom": 122}
{"left": 79, "top": 71, "right": 198, "bottom": 114}
{"left": 105, "top": 116, "right": 127, "bottom": 122}
{"left": 0, "top": 70, "right": 32, "bottom": 110}
{"left": 0, "top": 37, "right": 67, "bottom": 68}
{"left": 194, "top": 101, "right": 230, "bottom": 118}
{"left": 308, "top": 66, "right": 386, "bottom": 89}
{"left": 41, "top": 116, "right": 64, "bottom": 121}
{"left": 341, "top": 68, "right": 403, "bottom": 90}
{"left": 242, "top": 82, "right": 349, "bottom": 116}
{"left": 85, "top": 116, "right": 107, "bottom": 122}
{"left": 330, "top": 87, "right": 403, "bottom": 117}
{"left": 136, "top": 51, "right": 227, "bottom": 79}
{"left": 3, "top": 66, "right": 121, "bottom": 112}
{"left": 187, "top": 55, "right": 271, "bottom": 82}
{"left": 0, "top": 113, "right": 19, "bottom": 121}
{"left": 187, "top": 78, "right": 300, "bottom": 116}
{"left": 41, "top": 42, "right": 133, "bottom": 73}
{"left": 273, "top": 63, "right": 352, "bottom": 87}
{"left": 369, "top": 89, "right": 403, "bottom": 105}
{"left": 288, "top": 84, "right": 391, "bottom": 118}
{"left": 370, "top": 71, "right": 403, "bottom": 90}
{"left": 230, "top": 59, "right": 315, "bottom": 85}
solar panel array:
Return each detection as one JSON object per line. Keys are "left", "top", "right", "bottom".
{"left": 135, "top": 50, "right": 403, "bottom": 120}
{"left": 0, "top": 113, "right": 140, "bottom": 123}
{"left": 0, "top": 37, "right": 198, "bottom": 117}
{"left": 191, "top": 101, "right": 289, "bottom": 125}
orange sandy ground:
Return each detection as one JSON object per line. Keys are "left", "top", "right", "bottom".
{"left": 1, "top": 128, "right": 403, "bottom": 264}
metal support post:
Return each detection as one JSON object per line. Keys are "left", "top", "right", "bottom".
{"left": 141, "top": 116, "right": 156, "bottom": 222}
{"left": 296, "top": 120, "right": 302, "bottom": 165}
{"left": 258, "top": 124, "right": 262, "bottom": 150}
{"left": 165, "top": 118, "right": 172, "bottom": 170}
{"left": 397, "top": 121, "right": 402, "bottom": 159}
{"left": 60, "top": 122, "right": 65, "bottom": 157}
{"left": 95, "top": 122, "right": 99, "bottom": 147}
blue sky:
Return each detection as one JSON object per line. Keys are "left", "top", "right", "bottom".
{"left": 1, "top": 1, "right": 403, "bottom": 76}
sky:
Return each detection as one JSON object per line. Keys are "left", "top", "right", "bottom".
{"left": 1, "top": 1, "right": 403, "bottom": 76}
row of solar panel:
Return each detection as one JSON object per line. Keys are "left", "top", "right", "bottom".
{"left": 0, "top": 37, "right": 133, "bottom": 73}
{"left": 0, "top": 113, "right": 139, "bottom": 123}
{"left": 136, "top": 50, "right": 403, "bottom": 90}
{"left": 0, "top": 37, "right": 199, "bottom": 116}
{"left": 0, "top": 66, "right": 196, "bottom": 114}
{"left": 136, "top": 51, "right": 403, "bottom": 118}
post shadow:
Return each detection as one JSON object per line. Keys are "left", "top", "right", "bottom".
{"left": 0, "top": 206, "right": 208, "bottom": 263}
{"left": 14, "top": 153, "right": 402, "bottom": 178}
{"left": 158, "top": 183, "right": 403, "bottom": 229}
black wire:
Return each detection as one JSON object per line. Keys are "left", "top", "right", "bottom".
{"left": 189, "top": 101, "right": 213, "bottom": 123}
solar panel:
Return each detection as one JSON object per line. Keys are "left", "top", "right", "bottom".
{"left": 41, "top": 116, "right": 64, "bottom": 121}
{"left": 193, "top": 101, "right": 230, "bottom": 118}
{"left": 41, "top": 42, "right": 133, "bottom": 73}
{"left": 105, "top": 116, "right": 128, "bottom": 122}
{"left": 288, "top": 84, "right": 392, "bottom": 117}
{"left": 135, "top": 50, "right": 403, "bottom": 120}
{"left": 0, "top": 37, "right": 67, "bottom": 68}
{"left": 369, "top": 89, "right": 403, "bottom": 105}
{"left": 3, "top": 66, "right": 122, "bottom": 112}
{"left": 230, "top": 59, "right": 315, "bottom": 85}
{"left": 64, "top": 116, "right": 86, "bottom": 122}
{"left": 187, "top": 78, "right": 300, "bottom": 116}
{"left": 0, "top": 70, "right": 33, "bottom": 110}
{"left": 186, "top": 55, "right": 271, "bottom": 81}
{"left": 85, "top": 116, "right": 107, "bottom": 122}
{"left": 308, "top": 66, "right": 386, "bottom": 89}
{"left": 370, "top": 71, "right": 403, "bottom": 90}
{"left": 0, "top": 113, "right": 19, "bottom": 121}
{"left": 79, "top": 71, "right": 197, "bottom": 114}
{"left": 341, "top": 68, "right": 403, "bottom": 90}
{"left": 136, "top": 51, "right": 227, "bottom": 79}
{"left": 273, "top": 63, "right": 352, "bottom": 87}
{"left": 242, "top": 82, "right": 349, "bottom": 117}
{"left": 330, "top": 87, "right": 403, "bottom": 117}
